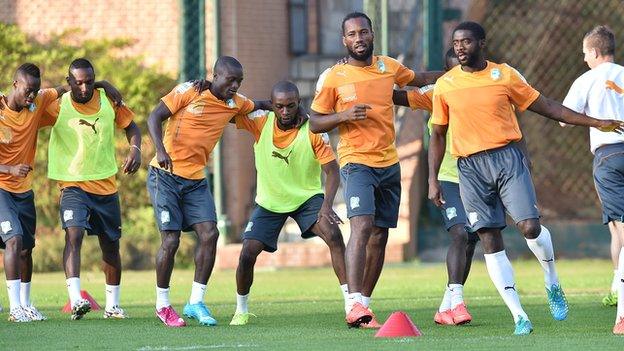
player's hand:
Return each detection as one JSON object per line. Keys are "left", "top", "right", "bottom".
{"left": 317, "top": 202, "right": 343, "bottom": 225}
{"left": 192, "top": 79, "right": 211, "bottom": 92}
{"left": 295, "top": 105, "right": 309, "bottom": 128}
{"left": 8, "top": 164, "right": 32, "bottom": 178}
{"left": 156, "top": 149, "right": 173, "bottom": 172}
{"left": 336, "top": 56, "right": 348, "bottom": 65}
{"left": 122, "top": 146, "right": 142, "bottom": 174}
{"left": 341, "top": 104, "right": 371, "bottom": 122}
{"left": 596, "top": 119, "right": 624, "bottom": 134}
{"left": 428, "top": 179, "right": 445, "bottom": 208}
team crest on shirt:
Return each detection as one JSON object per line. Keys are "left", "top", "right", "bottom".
{"left": 490, "top": 68, "right": 501, "bottom": 81}
{"left": 226, "top": 98, "right": 237, "bottom": 109}
{"left": 0, "top": 126, "right": 12, "bottom": 144}
{"left": 377, "top": 59, "right": 386, "bottom": 73}
{"left": 186, "top": 101, "right": 204, "bottom": 115}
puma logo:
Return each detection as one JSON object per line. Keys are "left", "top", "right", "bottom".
{"left": 606, "top": 80, "right": 624, "bottom": 95}
{"left": 504, "top": 285, "right": 516, "bottom": 291}
{"left": 542, "top": 258, "right": 554, "bottom": 262}
{"left": 79, "top": 118, "right": 99, "bottom": 134}
{"left": 272, "top": 150, "right": 292, "bottom": 165}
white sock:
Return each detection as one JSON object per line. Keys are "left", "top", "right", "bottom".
{"left": 189, "top": 281, "right": 207, "bottom": 304}
{"left": 156, "top": 286, "right": 170, "bottom": 310}
{"left": 105, "top": 284, "right": 120, "bottom": 310}
{"left": 438, "top": 286, "right": 451, "bottom": 312}
{"left": 617, "top": 248, "right": 624, "bottom": 321}
{"left": 484, "top": 250, "right": 528, "bottom": 323}
{"left": 340, "top": 284, "right": 349, "bottom": 301}
{"left": 449, "top": 283, "right": 464, "bottom": 309}
{"left": 346, "top": 292, "right": 362, "bottom": 314}
{"left": 6, "top": 279, "right": 20, "bottom": 310}
{"left": 612, "top": 269, "right": 619, "bottom": 293}
{"left": 66, "top": 277, "right": 82, "bottom": 306}
{"left": 362, "top": 295, "right": 371, "bottom": 308}
{"left": 236, "top": 293, "right": 249, "bottom": 314}
{"left": 20, "top": 281, "right": 31, "bottom": 306}
{"left": 525, "top": 225, "right": 559, "bottom": 288}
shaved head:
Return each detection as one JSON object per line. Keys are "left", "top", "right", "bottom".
{"left": 213, "top": 56, "right": 243, "bottom": 75}
{"left": 271, "top": 81, "right": 299, "bottom": 99}
{"left": 211, "top": 56, "right": 244, "bottom": 100}
{"left": 14, "top": 63, "right": 40, "bottom": 81}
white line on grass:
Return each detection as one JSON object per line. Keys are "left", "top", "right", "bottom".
{"left": 137, "top": 344, "right": 258, "bottom": 351}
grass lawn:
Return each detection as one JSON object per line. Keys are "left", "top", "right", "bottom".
{"left": 0, "top": 259, "right": 622, "bottom": 350}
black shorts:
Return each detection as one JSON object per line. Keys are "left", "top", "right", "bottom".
{"left": 0, "top": 189, "right": 36, "bottom": 249}
{"left": 242, "top": 194, "right": 324, "bottom": 252}
{"left": 340, "top": 162, "right": 401, "bottom": 228}
{"left": 59, "top": 187, "right": 121, "bottom": 241}
{"left": 593, "top": 143, "right": 624, "bottom": 224}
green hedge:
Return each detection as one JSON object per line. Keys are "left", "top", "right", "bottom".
{"left": 0, "top": 24, "right": 195, "bottom": 271}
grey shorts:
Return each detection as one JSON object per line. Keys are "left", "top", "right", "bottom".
{"left": 340, "top": 162, "right": 401, "bottom": 228}
{"left": 458, "top": 143, "right": 540, "bottom": 232}
{"left": 0, "top": 189, "right": 36, "bottom": 249}
{"left": 242, "top": 194, "right": 324, "bottom": 252}
{"left": 593, "top": 143, "right": 624, "bottom": 224}
{"left": 147, "top": 166, "right": 217, "bottom": 232}
{"left": 59, "top": 187, "right": 121, "bottom": 242}
{"left": 439, "top": 181, "right": 479, "bottom": 242}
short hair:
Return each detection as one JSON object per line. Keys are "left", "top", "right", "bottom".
{"left": 453, "top": 21, "right": 486, "bottom": 41}
{"left": 14, "top": 63, "right": 40, "bottom": 80}
{"left": 584, "top": 25, "right": 615, "bottom": 56}
{"left": 342, "top": 12, "right": 372, "bottom": 35}
{"left": 271, "top": 80, "right": 299, "bottom": 96}
{"left": 213, "top": 56, "right": 243, "bottom": 74}
{"left": 69, "top": 58, "right": 95, "bottom": 75}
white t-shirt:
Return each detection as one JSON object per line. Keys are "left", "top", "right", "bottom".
{"left": 563, "top": 62, "right": 624, "bottom": 153}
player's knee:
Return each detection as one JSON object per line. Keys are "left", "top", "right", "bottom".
{"left": 327, "top": 228, "right": 345, "bottom": 248}
{"left": 20, "top": 248, "right": 32, "bottom": 259}
{"left": 518, "top": 219, "right": 541, "bottom": 239}
{"left": 5, "top": 236, "right": 22, "bottom": 252}
{"left": 239, "top": 248, "right": 258, "bottom": 267}
{"left": 368, "top": 231, "right": 388, "bottom": 248}
{"left": 161, "top": 233, "right": 180, "bottom": 252}
{"left": 198, "top": 227, "right": 219, "bottom": 247}
{"left": 450, "top": 229, "right": 469, "bottom": 246}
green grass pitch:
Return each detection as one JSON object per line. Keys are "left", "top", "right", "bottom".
{"left": 0, "top": 259, "right": 622, "bottom": 350}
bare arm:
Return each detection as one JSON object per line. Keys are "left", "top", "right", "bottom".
{"left": 428, "top": 123, "right": 448, "bottom": 207}
{"left": 407, "top": 71, "right": 445, "bottom": 87}
{"left": 392, "top": 90, "right": 409, "bottom": 107}
{"left": 318, "top": 160, "right": 343, "bottom": 225}
{"left": 147, "top": 101, "right": 174, "bottom": 171}
{"left": 528, "top": 95, "right": 624, "bottom": 132}
{"left": 121, "top": 121, "right": 142, "bottom": 174}
{"left": 309, "top": 104, "right": 371, "bottom": 133}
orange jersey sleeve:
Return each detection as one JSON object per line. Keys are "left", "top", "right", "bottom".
{"left": 310, "top": 68, "right": 337, "bottom": 114}
{"left": 506, "top": 64, "right": 540, "bottom": 111}
{"left": 113, "top": 102, "right": 134, "bottom": 129}
{"left": 389, "top": 58, "right": 416, "bottom": 88}
{"left": 235, "top": 110, "right": 267, "bottom": 142}
{"left": 309, "top": 131, "right": 335, "bottom": 165}
{"left": 161, "top": 82, "right": 198, "bottom": 115}
{"left": 406, "top": 86, "right": 434, "bottom": 112}
{"left": 431, "top": 83, "right": 449, "bottom": 126}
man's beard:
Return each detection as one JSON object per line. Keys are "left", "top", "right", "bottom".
{"left": 347, "top": 42, "right": 374, "bottom": 61}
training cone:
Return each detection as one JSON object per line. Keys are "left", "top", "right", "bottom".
{"left": 374, "top": 311, "right": 422, "bottom": 338}
{"left": 61, "top": 290, "right": 101, "bottom": 313}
